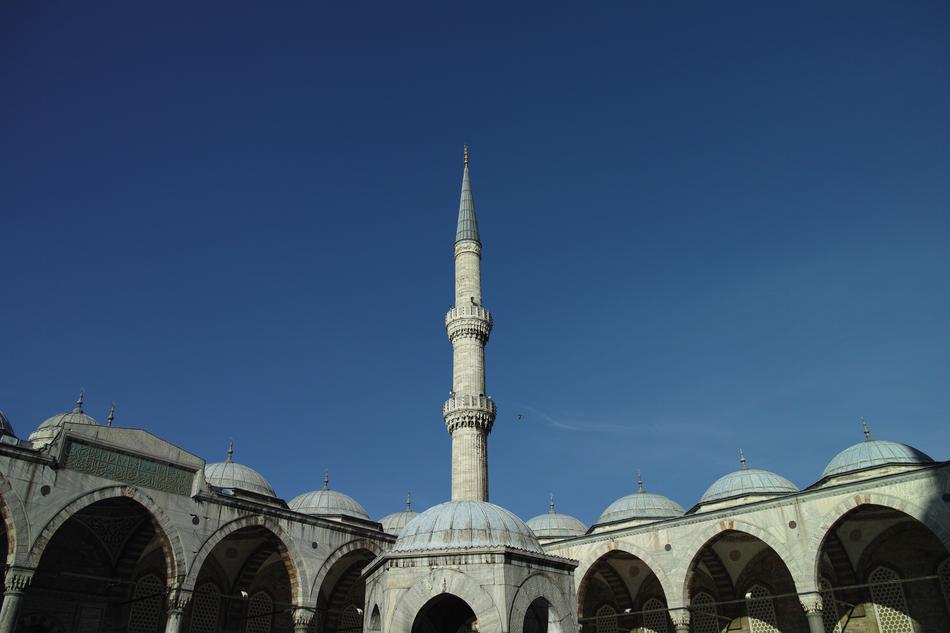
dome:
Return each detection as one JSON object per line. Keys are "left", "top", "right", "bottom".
{"left": 379, "top": 493, "right": 420, "bottom": 535}
{"left": 392, "top": 500, "right": 543, "bottom": 553}
{"left": 822, "top": 438, "right": 932, "bottom": 479}
{"left": 597, "top": 473, "right": 684, "bottom": 524}
{"left": 289, "top": 473, "right": 370, "bottom": 520}
{"left": 204, "top": 442, "right": 276, "bottom": 497}
{"left": 526, "top": 496, "right": 586, "bottom": 539}
{"left": 29, "top": 392, "right": 98, "bottom": 448}
{"left": 700, "top": 452, "right": 797, "bottom": 504}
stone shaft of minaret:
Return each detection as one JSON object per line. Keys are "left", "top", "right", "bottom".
{"left": 443, "top": 146, "right": 496, "bottom": 502}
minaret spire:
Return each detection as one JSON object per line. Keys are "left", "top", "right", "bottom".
{"left": 444, "top": 147, "right": 495, "bottom": 502}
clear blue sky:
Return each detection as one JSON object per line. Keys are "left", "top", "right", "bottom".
{"left": 2, "top": 2, "right": 948, "bottom": 525}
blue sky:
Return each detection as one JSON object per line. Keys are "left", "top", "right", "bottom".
{"left": 2, "top": 2, "right": 948, "bottom": 525}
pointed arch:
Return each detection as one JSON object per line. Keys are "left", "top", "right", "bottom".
{"left": 388, "top": 568, "right": 502, "bottom": 633}
{"left": 310, "top": 538, "right": 385, "bottom": 602}
{"left": 27, "top": 485, "right": 185, "bottom": 581}
{"left": 509, "top": 573, "right": 577, "bottom": 633}
{"left": 0, "top": 469, "right": 29, "bottom": 566}
{"left": 182, "top": 514, "right": 309, "bottom": 605}
{"left": 573, "top": 541, "right": 676, "bottom": 612}
{"left": 806, "top": 492, "right": 950, "bottom": 590}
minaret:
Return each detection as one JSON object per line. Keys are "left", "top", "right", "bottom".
{"left": 443, "top": 146, "right": 496, "bottom": 502}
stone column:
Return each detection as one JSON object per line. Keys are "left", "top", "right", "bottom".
{"left": 293, "top": 608, "right": 314, "bottom": 633}
{"left": 0, "top": 567, "right": 34, "bottom": 633}
{"left": 164, "top": 585, "right": 190, "bottom": 633}
{"left": 670, "top": 608, "right": 690, "bottom": 633}
{"left": 800, "top": 593, "right": 825, "bottom": 633}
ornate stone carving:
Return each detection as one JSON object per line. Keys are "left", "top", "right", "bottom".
{"left": 292, "top": 608, "right": 314, "bottom": 626}
{"left": 800, "top": 592, "right": 823, "bottom": 615}
{"left": 4, "top": 566, "right": 34, "bottom": 592}
{"left": 445, "top": 306, "right": 493, "bottom": 343}
{"left": 166, "top": 585, "right": 191, "bottom": 611}
{"left": 669, "top": 608, "right": 690, "bottom": 627}
{"left": 455, "top": 241, "right": 482, "bottom": 257}
{"left": 73, "top": 513, "right": 146, "bottom": 564}
{"left": 443, "top": 396, "right": 496, "bottom": 434}
{"left": 64, "top": 440, "right": 195, "bottom": 495}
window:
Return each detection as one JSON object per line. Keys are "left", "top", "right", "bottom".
{"left": 128, "top": 574, "right": 163, "bottom": 633}
{"left": 868, "top": 567, "right": 913, "bottom": 633}
{"left": 595, "top": 604, "right": 617, "bottom": 633}
{"left": 641, "top": 598, "right": 668, "bottom": 633}
{"left": 189, "top": 583, "right": 221, "bottom": 633}
{"left": 745, "top": 584, "right": 778, "bottom": 633}
{"left": 690, "top": 592, "right": 718, "bottom": 633}
{"left": 246, "top": 591, "right": 273, "bottom": 633}
{"left": 340, "top": 604, "right": 363, "bottom": 633}
{"left": 819, "top": 578, "right": 841, "bottom": 633}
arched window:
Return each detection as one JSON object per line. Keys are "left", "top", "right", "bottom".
{"left": 246, "top": 591, "right": 273, "bottom": 633}
{"left": 369, "top": 605, "right": 381, "bottom": 631}
{"left": 819, "top": 578, "right": 841, "bottom": 633}
{"left": 939, "top": 558, "right": 950, "bottom": 618}
{"left": 868, "top": 566, "right": 913, "bottom": 633}
{"left": 641, "top": 598, "right": 668, "bottom": 633}
{"left": 189, "top": 583, "right": 221, "bottom": 633}
{"left": 341, "top": 604, "right": 363, "bottom": 633}
{"left": 690, "top": 592, "right": 718, "bottom": 633}
{"left": 745, "top": 584, "right": 778, "bottom": 633}
{"left": 128, "top": 573, "right": 164, "bottom": 633}
{"left": 595, "top": 604, "right": 617, "bottom": 633}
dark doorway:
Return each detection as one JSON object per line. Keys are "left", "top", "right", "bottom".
{"left": 411, "top": 593, "right": 477, "bottom": 633}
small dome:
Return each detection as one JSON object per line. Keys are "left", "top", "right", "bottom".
{"left": 597, "top": 473, "right": 684, "bottom": 524}
{"left": 289, "top": 472, "right": 369, "bottom": 520}
{"left": 205, "top": 441, "right": 276, "bottom": 497}
{"left": 380, "top": 493, "right": 420, "bottom": 535}
{"left": 823, "top": 438, "right": 932, "bottom": 479}
{"left": 393, "top": 500, "right": 543, "bottom": 553}
{"left": 700, "top": 451, "right": 797, "bottom": 504}
{"left": 526, "top": 495, "right": 586, "bottom": 539}
{"left": 29, "top": 392, "right": 98, "bottom": 448}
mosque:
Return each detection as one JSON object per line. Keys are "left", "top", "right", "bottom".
{"left": 0, "top": 150, "right": 948, "bottom": 633}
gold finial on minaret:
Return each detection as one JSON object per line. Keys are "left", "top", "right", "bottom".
{"left": 463, "top": 145, "right": 469, "bottom": 167}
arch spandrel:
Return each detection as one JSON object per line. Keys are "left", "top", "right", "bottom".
{"left": 26, "top": 485, "right": 185, "bottom": 581}
{"left": 508, "top": 573, "right": 576, "bottom": 633}
{"left": 573, "top": 540, "right": 678, "bottom": 610}
{"left": 388, "top": 569, "right": 502, "bottom": 633}
{"left": 804, "top": 492, "right": 950, "bottom": 591}
{"left": 677, "top": 519, "right": 808, "bottom": 606}
{"left": 182, "top": 514, "right": 310, "bottom": 605}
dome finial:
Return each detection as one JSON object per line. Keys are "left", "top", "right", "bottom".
{"left": 323, "top": 469, "right": 330, "bottom": 490}
{"left": 861, "top": 416, "right": 872, "bottom": 442}
{"left": 406, "top": 490, "right": 412, "bottom": 511}
{"left": 549, "top": 492, "right": 555, "bottom": 514}
{"left": 637, "top": 469, "right": 644, "bottom": 493}
{"left": 739, "top": 448, "right": 749, "bottom": 470}
{"left": 463, "top": 144, "right": 469, "bottom": 167}
{"left": 73, "top": 389, "right": 85, "bottom": 414}
{"left": 226, "top": 438, "right": 234, "bottom": 463}
{"left": 107, "top": 402, "right": 115, "bottom": 427}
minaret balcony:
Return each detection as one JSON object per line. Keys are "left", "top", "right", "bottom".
{"left": 445, "top": 306, "right": 493, "bottom": 343}
{"left": 442, "top": 395, "right": 496, "bottom": 433}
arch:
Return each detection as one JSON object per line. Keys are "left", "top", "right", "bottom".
{"left": 310, "top": 538, "right": 385, "bottom": 602}
{"left": 509, "top": 573, "right": 576, "bottom": 633}
{"left": 369, "top": 605, "right": 381, "bottom": 631}
{"left": 388, "top": 568, "right": 502, "bottom": 633}
{"left": 678, "top": 520, "right": 807, "bottom": 606}
{"left": 0, "top": 470, "right": 29, "bottom": 566}
{"left": 573, "top": 541, "right": 676, "bottom": 611}
{"left": 27, "top": 485, "right": 185, "bottom": 581}
{"left": 182, "top": 514, "right": 309, "bottom": 605}
{"left": 805, "top": 492, "right": 950, "bottom": 590}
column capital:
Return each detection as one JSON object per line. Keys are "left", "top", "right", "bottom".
{"left": 800, "top": 591, "right": 823, "bottom": 615}
{"left": 669, "top": 607, "right": 691, "bottom": 627}
{"left": 166, "top": 585, "right": 192, "bottom": 611}
{"left": 3, "top": 566, "right": 35, "bottom": 593}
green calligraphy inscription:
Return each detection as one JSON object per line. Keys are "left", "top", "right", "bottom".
{"left": 64, "top": 441, "right": 194, "bottom": 495}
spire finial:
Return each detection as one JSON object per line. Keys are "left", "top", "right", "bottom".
{"left": 323, "top": 470, "right": 330, "bottom": 490}
{"left": 226, "top": 438, "right": 234, "bottom": 462}
{"left": 107, "top": 402, "right": 115, "bottom": 427}
{"left": 463, "top": 145, "right": 469, "bottom": 167}
{"left": 861, "top": 416, "right": 872, "bottom": 441}
{"left": 549, "top": 492, "right": 555, "bottom": 514}
{"left": 739, "top": 448, "right": 748, "bottom": 470}
{"left": 637, "top": 469, "right": 644, "bottom": 493}
{"left": 406, "top": 490, "right": 412, "bottom": 512}
{"left": 73, "top": 389, "right": 85, "bottom": 414}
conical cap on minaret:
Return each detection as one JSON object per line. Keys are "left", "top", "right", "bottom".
{"left": 455, "top": 145, "right": 480, "bottom": 244}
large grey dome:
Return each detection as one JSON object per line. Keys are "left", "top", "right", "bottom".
{"left": 393, "top": 501, "right": 543, "bottom": 553}
{"left": 700, "top": 452, "right": 797, "bottom": 505}
{"left": 289, "top": 474, "right": 369, "bottom": 520}
{"left": 823, "top": 439, "right": 933, "bottom": 479}
{"left": 526, "top": 497, "right": 586, "bottom": 539}
{"left": 29, "top": 393, "right": 98, "bottom": 449}
{"left": 205, "top": 460, "right": 276, "bottom": 497}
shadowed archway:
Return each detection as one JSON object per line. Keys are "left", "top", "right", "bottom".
{"left": 411, "top": 594, "right": 476, "bottom": 633}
